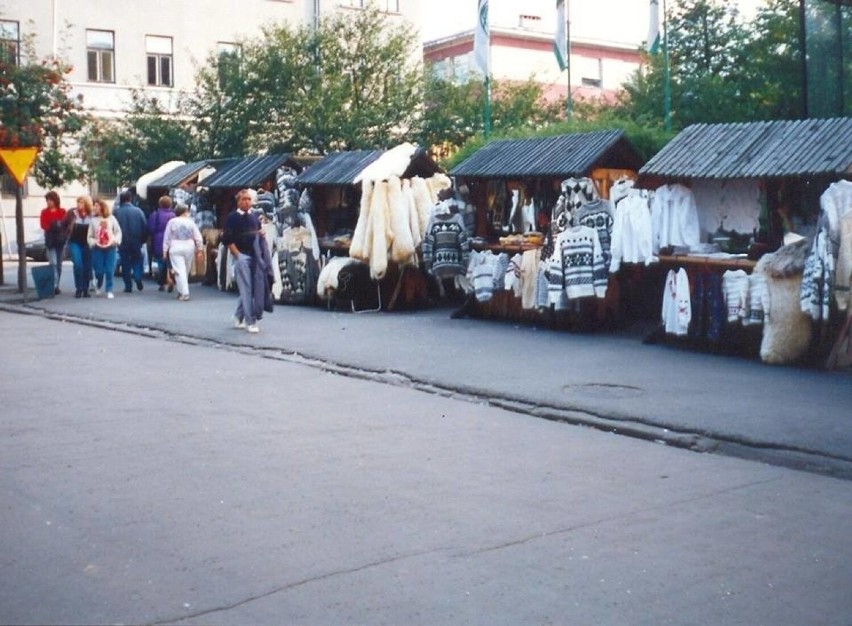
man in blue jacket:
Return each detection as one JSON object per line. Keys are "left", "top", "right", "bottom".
{"left": 113, "top": 190, "right": 149, "bottom": 293}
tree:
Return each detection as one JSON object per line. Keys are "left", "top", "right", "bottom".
{"left": 80, "top": 89, "right": 200, "bottom": 191}
{"left": 419, "top": 74, "right": 564, "bottom": 158}
{"left": 187, "top": 6, "right": 424, "bottom": 156}
{"left": 617, "top": 0, "right": 802, "bottom": 129}
{"left": 0, "top": 30, "right": 86, "bottom": 290}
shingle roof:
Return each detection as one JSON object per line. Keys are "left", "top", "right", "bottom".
{"left": 297, "top": 150, "right": 383, "bottom": 186}
{"left": 147, "top": 160, "right": 212, "bottom": 189}
{"left": 449, "top": 130, "right": 643, "bottom": 179}
{"left": 639, "top": 118, "right": 852, "bottom": 179}
{"left": 202, "top": 153, "right": 302, "bottom": 189}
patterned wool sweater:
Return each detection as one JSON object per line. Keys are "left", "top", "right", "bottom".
{"left": 547, "top": 225, "right": 607, "bottom": 302}
{"left": 572, "top": 199, "right": 614, "bottom": 269}
{"left": 422, "top": 212, "right": 470, "bottom": 278}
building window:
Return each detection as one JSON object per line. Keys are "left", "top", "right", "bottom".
{"left": 216, "top": 42, "right": 241, "bottom": 88}
{"left": 146, "top": 35, "right": 173, "bottom": 87}
{"left": 340, "top": 0, "right": 366, "bottom": 7}
{"left": 578, "top": 57, "right": 603, "bottom": 89}
{"left": 1, "top": 20, "right": 20, "bottom": 66}
{"left": 86, "top": 29, "right": 115, "bottom": 83}
{"left": 384, "top": 0, "right": 400, "bottom": 11}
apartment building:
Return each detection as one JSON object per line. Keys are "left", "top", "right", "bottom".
{"left": 0, "top": 0, "right": 419, "bottom": 242}
{"left": 423, "top": 4, "right": 641, "bottom": 104}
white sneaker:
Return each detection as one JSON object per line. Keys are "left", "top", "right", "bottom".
{"left": 246, "top": 324, "right": 260, "bottom": 334}
{"left": 233, "top": 319, "right": 246, "bottom": 329}
{"left": 106, "top": 292, "right": 114, "bottom": 299}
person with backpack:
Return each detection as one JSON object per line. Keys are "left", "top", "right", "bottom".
{"left": 148, "top": 195, "right": 176, "bottom": 292}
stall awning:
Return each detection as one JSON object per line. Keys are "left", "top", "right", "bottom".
{"left": 639, "top": 118, "right": 852, "bottom": 180}
{"left": 449, "top": 130, "right": 644, "bottom": 179}
{"left": 202, "top": 153, "right": 302, "bottom": 189}
{"left": 297, "top": 150, "right": 383, "bottom": 186}
{"left": 147, "top": 159, "right": 213, "bottom": 189}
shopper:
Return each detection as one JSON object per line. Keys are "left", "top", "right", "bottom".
{"left": 113, "top": 190, "right": 149, "bottom": 293}
{"left": 148, "top": 195, "right": 176, "bottom": 292}
{"left": 162, "top": 203, "right": 203, "bottom": 301}
{"left": 88, "top": 198, "right": 122, "bottom": 299}
{"left": 63, "top": 195, "right": 94, "bottom": 298}
{"left": 39, "top": 190, "right": 67, "bottom": 295}
{"left": 221, "top": 189, "right": 263, "bottom": 332}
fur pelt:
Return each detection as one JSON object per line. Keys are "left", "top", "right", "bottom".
{"left": 402, "top": 179, "right": 421, "bottom": 248}
{"left": 756, "top": 239, "right": 813, "bottom": 365}
{"left": 354, "top": 143, "right": 418, "bottom": 184}
{"left": 350, "top": 180, "right": 374, "bottom": 261}
{"left": 369, "top": 181, "right": 390, "bottom": 279}
{"left": 411, "top": 176, "right": 433, "bottom": 239}
{"left": 389, "top": 176, "right": 416, "bottom": 264}
{"left": 755, "top": 237, "right": 810, "bottom": 278}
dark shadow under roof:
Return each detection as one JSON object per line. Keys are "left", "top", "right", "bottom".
{"left": 639, "top": 118, "right": 852, "bottom": 180}
{"left": 298, "top": 150, "right": 383, "bottom": 186}
{"left": 450, "top": 130, "right": 644, "bottom": 179}
{"left": 202, "top": 153, "right": 303, "bottom": 189}
{"left": 147, "top": 160, "right": 212, "bottom": 189}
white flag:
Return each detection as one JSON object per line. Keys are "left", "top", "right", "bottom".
{"left": 647, "top": 0, "right": 661, "bottom": 54}
{"left": 554, "top": 0, "right": 568, "bottom": 71}
{"left": 474, "top": 0, "right": 490, "bottom": 77}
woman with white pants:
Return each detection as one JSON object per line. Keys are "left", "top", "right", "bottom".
{"left": 162, "top": 204, "right": 204, "bottom": 301}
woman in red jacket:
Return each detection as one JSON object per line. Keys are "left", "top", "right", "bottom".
{"left": 40, "top": 190, "right": 67, "bottom": 295}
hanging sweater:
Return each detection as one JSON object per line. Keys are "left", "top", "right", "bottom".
{"left": 422, "top": 211, "right": 470, "bottom": 279}
{"left": 609, "top": 190, "right": 654, "bottom": 273}
{"left": 466, "top": 250, "right": 509, "bottom": 302}
{"left": 651, "top": 184, "right": 701, "bottom": 252}
{"left": 572, "top": 199, "right": 614, "bottom": 269}
{"left": 662, "top": 268, "right": 691, "bottom": 336}
{"left": 722, "top": 269, "right": 750, "bottom": 323}
{"left": 547, "top": 225, "right": 607, "bottom": 302}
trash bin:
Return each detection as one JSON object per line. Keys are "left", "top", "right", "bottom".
{"left": 31, "top": 265, "right": 55, "bottom": 299}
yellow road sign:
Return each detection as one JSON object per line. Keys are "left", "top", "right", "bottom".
{"left": 0, "top": 147, "right": 39, "bottom": 186}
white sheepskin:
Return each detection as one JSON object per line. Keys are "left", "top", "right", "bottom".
{"left": 411, "top": 176, "right": 433, "bottom": 241}
{"left": 402, "top": 179, "right": 421, "bottom": 249}
{"left": 354, "top": 143, "right": 417, "bottom": 184}
{"left": 369, "top": 181, "right": 390, "bottom": 279}
{"left": 388, "top": 176, "right": 416, "bottom": 264}
{"left": 756, "top": 240, "right": 813, "bottom": 365}
{"left": 349, "top": 180, "right": 374, "bottom": 261}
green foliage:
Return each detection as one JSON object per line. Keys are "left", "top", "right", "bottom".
{"left": 617, "top": 0, "right": 803, "bottom": 129}
{"left": 80, "top": 89, "right": 200, "bottom": 188}
{"left": 0, "top": 31, "right": 86, "bottom": 187}
{"left": 186, "top": 6, "right": 423, "bottom": 156}
{"left": 420, "top": 73, "right": 564, "bottom": 158}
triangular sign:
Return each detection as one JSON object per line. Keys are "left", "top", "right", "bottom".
{"left": 0, "top": 147, "right": 39, "bottom": 186}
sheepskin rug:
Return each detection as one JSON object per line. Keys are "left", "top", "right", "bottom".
{"left": 755, "top": 238, "right": 812, "bottom": 365}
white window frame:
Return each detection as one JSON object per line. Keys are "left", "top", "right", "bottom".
{"left": 1, "top": 20, "right": 20, "bottom": 66}
{"left": 146, "top": 35, "right": 173, "bottom": 87}
{"left": 86, "top": 29, "right": 115, "bottom": 83}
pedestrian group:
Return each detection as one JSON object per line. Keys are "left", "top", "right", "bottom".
{"left": 39, "top": 188, "right": 265, "bottom": 332}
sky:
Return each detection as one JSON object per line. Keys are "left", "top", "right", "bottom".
{"left": 419, "top": 0, "right": 767, "bottom": 46}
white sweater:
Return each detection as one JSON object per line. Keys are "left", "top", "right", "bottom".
{"left": 651, "top": 184, "right": 701, "bottom": 252}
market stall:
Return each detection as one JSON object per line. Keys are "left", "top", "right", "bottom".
{"left": 636, "top": 117, "right": 852, "bottom": 367}
{"left": 448, "top": 129, "right": 645, "bottom": 328}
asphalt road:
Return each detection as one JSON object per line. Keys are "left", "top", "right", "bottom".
{"left": 1, "top": 311, "right": 851, "bottom": 625}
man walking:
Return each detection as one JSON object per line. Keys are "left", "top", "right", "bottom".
{"left": 113, "top": 190, "right": 149, "bottom": 293}
{"left": 221, "top": 189, "right": 262, "bottom": 333}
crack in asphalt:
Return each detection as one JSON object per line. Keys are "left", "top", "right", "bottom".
{"left": 457, "top": 475, "right": 786, "bottom": 558}
{"left": 4, "top": 303, "right": 852, "bottom": 481}
{"left": 149, "top": 547, "right": 446, "bottom": 625}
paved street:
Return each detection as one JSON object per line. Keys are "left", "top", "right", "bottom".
{"left": 1, "top": 262, "right": 852, "bottom": 624}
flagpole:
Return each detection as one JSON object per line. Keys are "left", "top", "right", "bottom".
{"left": 565, "top": 2, "right": 572, "bottom": 119}
{"left": 662, "top": 0, "right": 672, "bottom": 131}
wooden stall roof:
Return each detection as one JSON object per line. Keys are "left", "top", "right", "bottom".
{"left": 639, "top": 117, "right": 852, "bottom": 180}
{"left": 202, "top": 153, "right": 302, "bottom": 189}
{"left": 449, "top": 130, "right": 644, "bottom": 179}
{"left": 297, "top": 150, "right": 383, "bottom": 186}
{"left": 147, "top": 159, "right": 214, "bottom": 189}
